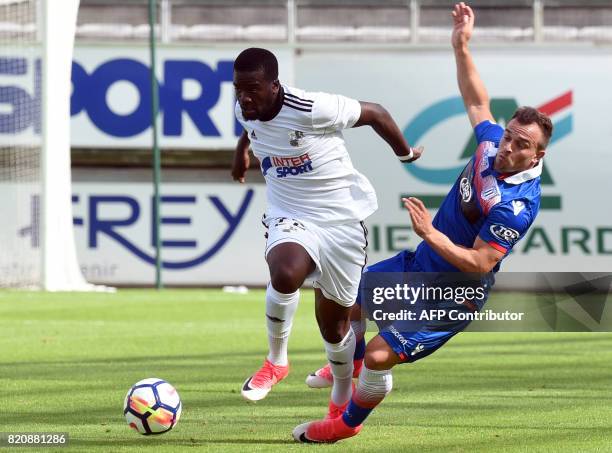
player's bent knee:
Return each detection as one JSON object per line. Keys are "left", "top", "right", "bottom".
{"left": 269, "top": 267, "right": 305, "bottom": 293}
{"left": 364, "top": 351, "right": 394, "bottom": 371}
{"left": 364, "top": 336, "right": 400, "bottom": 370}
{"left": 268, "top": 255, "right": 313, "bottom": 294}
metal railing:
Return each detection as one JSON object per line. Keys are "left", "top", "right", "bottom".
{"left": 72, "top": 0, "right": 612, "bottom": 44}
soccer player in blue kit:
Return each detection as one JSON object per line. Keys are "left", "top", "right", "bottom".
{"left": 294, "top": 2, "right": 554, "bottom": 443}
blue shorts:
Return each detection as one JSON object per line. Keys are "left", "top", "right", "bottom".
{"left": 357, "top": 250, "right": 492, "bottom": 364}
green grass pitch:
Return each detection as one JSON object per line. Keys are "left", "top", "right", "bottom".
{"left": 1, "top": 289, "right": 611, "bottom": 452}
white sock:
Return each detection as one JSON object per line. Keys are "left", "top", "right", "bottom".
{"left": 354, "top": 366, "right": 393, "bottom": 407}
{"left": 265, "top": 283, "right": 299, "bottom": 366}
{"left": 324, "top": 328, "right": 356, "bottom": 406}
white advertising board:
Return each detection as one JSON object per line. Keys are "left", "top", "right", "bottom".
{"left": 4, "top": 45, "right": 611, "bottom": 284}
{"left": 71, "top": 180, "right": 269, "bottom": 285}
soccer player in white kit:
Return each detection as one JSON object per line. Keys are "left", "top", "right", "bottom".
{"left": 232, "top": 48, "right": 423, "bottom": 419}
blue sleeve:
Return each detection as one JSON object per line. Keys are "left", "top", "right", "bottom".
{"left": 478, "top": 202, "right": 533, "bottom": 255}
{"left": 474, "top": 120, "right": 504, "bottom": 146}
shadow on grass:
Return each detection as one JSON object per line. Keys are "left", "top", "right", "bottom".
{"left": 3, "top": 395, "right": 331, "bottom": 427}
{"left": 70, "top": 437, "right": 295, "bottom": 447}
{"left": 0, "top": 348, "right": 325, "bottom": 369}
{"left": 446, "top": 334, "right": 612, "bottom": 349}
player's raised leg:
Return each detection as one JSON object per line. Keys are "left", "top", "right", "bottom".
{"left": 293, "top": 334, "right": 399, "bottom": 442}
{"left": 241, "top": 242, "right": 315, "bottom": 402}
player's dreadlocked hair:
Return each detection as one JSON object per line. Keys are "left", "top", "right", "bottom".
{"left": 234, "top": 48, "right": 279, "bottom": 82}
{"left": 511, "top": 106, "right": 554, "bottom": 150}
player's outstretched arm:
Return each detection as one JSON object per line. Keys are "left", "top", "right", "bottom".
{"left": 353, "top": 101, "right": 424, "bottom": 163}
{"left": 452, "top": 2, "right": 494, "bottom": 128}
{"left": 231, "top": 129, "right": 251, "bottom": 183}
{"left": 404, "top": 197, "right": 503, "bottom": 273}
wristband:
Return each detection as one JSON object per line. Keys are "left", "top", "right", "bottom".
{"left": 398, "top": 148, "right": 415, "bottom": 162}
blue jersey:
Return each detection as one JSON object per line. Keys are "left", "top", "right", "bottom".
{"left": 413, "top": 121, "right": 542, "bottom": 273}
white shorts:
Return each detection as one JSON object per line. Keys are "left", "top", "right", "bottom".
{"left": 263, "top": 216, "right": 368, "bottom": 307}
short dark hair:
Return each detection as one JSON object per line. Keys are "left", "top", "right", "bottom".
{"left": 511, "top": 106, "right": 553, "bottom": 150}
{"left": 234, "top": 48, "right": 278, "bottom": 81}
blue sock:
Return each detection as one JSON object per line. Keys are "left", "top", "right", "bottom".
{"left": 354, "top": 336, "right": 366, "bottom": 361}
{"left": 342, "top": 399, "right": 373, "bottom": 427}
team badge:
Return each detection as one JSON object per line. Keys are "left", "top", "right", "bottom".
{"left": 289, "top": 130, "right": 304, "bottom": 147}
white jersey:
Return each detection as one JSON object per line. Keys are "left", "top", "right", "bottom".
{"left": 235, "top": 85, "right": 378, "bottom": 225}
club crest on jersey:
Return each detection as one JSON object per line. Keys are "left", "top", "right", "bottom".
{"left": 490, "top": 224, "right": 520, "bottom": 243}
{"left": 459, "top": 177, "right": 472, "bottom": 202}
{"left": 260, "top": 153, "right": 313, "bottom": 178}
{"left": 288, "top": 130, "right": 304, "bottom": 147}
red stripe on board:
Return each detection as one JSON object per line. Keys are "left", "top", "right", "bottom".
{"left": 537, "top": 91, "right": 572, "bottom": 116}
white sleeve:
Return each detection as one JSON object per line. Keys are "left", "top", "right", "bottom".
{"left": 311, "top": 92, "right": 361, "bottom": 131}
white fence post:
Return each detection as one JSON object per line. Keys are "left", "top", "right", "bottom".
{"left": 410, "top": 0, "right": 419, "bottom": 44}
{"left": 287, "top": 0, "right": 296, "bottom": 44}
{"left": 533, "top": 0, "right": 544, "bottom": 42}
{"left": 160, "top": 0, "right": 171, "bottom": 43}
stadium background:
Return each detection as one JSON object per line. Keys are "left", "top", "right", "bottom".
{"left": 42, "top": 0, "right": 612, "bottom": 286}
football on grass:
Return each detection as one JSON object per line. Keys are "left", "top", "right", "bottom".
{"left": 124, "top": 378, "right": 182, "bottom": 435}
